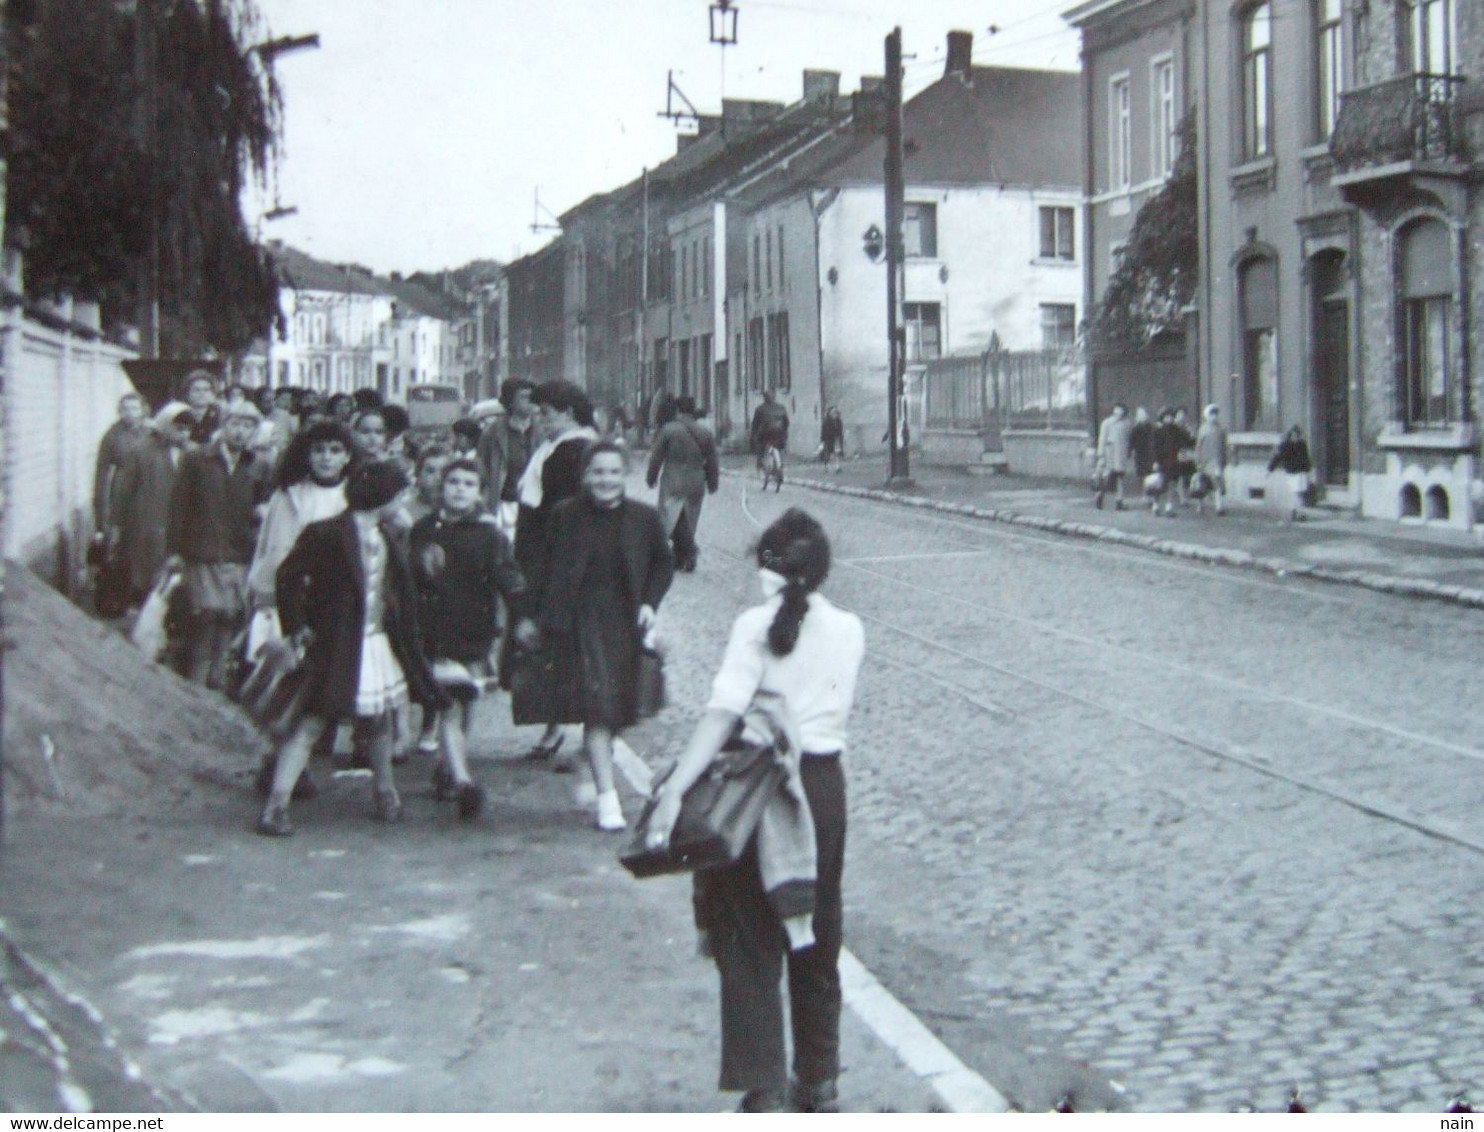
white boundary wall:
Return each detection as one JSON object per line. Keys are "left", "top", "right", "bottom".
{"left": 1, "top": 310, "right": 138, "bottom": 584}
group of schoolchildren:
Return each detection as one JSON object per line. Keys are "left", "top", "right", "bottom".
{"left": 94, "top": 370, "right": 649, "bottom": 838}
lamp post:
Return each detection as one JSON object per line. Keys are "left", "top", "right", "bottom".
{"left": 709, "top": 0, "right": 739, "bottom": 132}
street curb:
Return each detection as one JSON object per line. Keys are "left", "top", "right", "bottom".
{"left": 723, "top": 470, "right": 1484, "bottom": 611}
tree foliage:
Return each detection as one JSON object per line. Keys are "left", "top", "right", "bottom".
{"left": 5, "top": 0, "right": 283, "bottom": 357}
{"left": 1091, "top": 107, "right": 1198, "bottom": 354}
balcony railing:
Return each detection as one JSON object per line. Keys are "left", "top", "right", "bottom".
{"left": 1331, "top": 73, "right": 1468, "bottom": 173}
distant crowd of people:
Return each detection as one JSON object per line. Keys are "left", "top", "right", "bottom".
{"left": 1094, "top": 399, "right": 1313, "bottom": 523}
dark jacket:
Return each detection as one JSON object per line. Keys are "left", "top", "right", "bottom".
{"left": 410, "top": 509, "right": 527, "bottom": 663}
{"left": 476, "top": 416, "right": 534, "bottom": 504}
{"left": 1152, "top": 421, "right": 1191, "bottom": 475}
{"left": 112, "top": 433, "right": 179, "bottom": 595}
{"left": 514, "top": 434, "right": 589, "bottom": 573}
{"left": 750, "top": 401, "right": 790, "bottom": 451}
{"left": 276, "top": 512, "right": 447, "bottom": 720}
{"left": 534, "top": 496, "right": 674, "bottom": 636}
{"left": 646, "top": 416, "right": 720, "bottom": 496}
{"left": 1129, "top": 419, "right": 1154, "bottom": 477}
{"left": 94, "top": 420, "right": 149, "bottom": 533}
{"left": 167, "top": 442, "right": 269, "bottom": 564}
{"left": 1268, "top": 435, "right": 1313, "bottom": 474}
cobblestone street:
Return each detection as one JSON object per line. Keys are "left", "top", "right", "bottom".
{"left": 673, "top": 472, "right": 1484, "bottom": 1112}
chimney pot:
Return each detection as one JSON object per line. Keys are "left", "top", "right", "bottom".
{"left": 803, "top": 69, "right": 840, "bottom": 102}
{"left": 945, "top": 29, "right": 973, "bottom": 78}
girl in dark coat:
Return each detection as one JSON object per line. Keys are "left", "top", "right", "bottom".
{"left": 533, "top": 441, "right": 673, "bottom": 831}
{"left": 258, "top": 461, "right": 448, "bottom": 837}
{"left": 1268, "top": 425, "right": 1314, "bottom": 522}
{"left": 410, "top": 457, "right": 537, "bottom": 820}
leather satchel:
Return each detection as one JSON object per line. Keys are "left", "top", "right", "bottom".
{"left": 619, "top": 740, "right": 784, "bottom": 879}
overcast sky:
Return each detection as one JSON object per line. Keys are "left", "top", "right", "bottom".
{"left": 247, "top": 0, "right": 1080, "bottom": 274}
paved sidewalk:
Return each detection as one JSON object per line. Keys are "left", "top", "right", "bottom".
{"left": 726, "top": 453, "right": 1484, "bottom": 609}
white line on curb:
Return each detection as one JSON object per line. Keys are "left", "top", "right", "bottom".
{"left": 839, "top": 948, "right": 1012, "bottom": 1114}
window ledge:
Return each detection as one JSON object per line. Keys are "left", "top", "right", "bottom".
{"left": 1230, "top": 430, "right": 1282, "bottom": 448}
{"left": 1230, "top": 156, "right": 1277, "bottom": 194}
{"left": 1031, "top": 258, "right": 1079, "bottom": 268}
{"left": 1377, "top": 423, "right": 1474, "bottom": 451}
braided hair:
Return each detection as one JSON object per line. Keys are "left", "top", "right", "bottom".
{"left": 756, "top": 508, "right": 831, "bottom": 657}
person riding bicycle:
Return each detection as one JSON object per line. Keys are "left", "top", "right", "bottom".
{"left": 750, "top": 390, "right": 790, "bottom": 468}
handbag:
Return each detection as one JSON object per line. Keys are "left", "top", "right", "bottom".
{"left": 635, "top": 644, "right": 666, "bottom": 720}
{"left": 1143, "top": 471, "right": 1166, "bottom": 497}
{"left": 238, "top": 636, "right": 311, "bottom": 740}
{"left": 619, "top": 739, "right": 785, "bottom": 879}
{"left": 508, "top": 642, "right": 559, "bottom": 726}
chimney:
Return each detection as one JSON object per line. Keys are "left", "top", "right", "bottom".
{"left": 803, "top": 69, "right": 840, "bottom": 103}
{"left": 945, "top": 29, "right": 973, "bottom": 79}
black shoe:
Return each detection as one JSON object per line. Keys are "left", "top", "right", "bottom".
{"left": 522, "top": 732, "right": 565, "bottom": 761}
{"left": 256, "top": 805, "right": 294, "bottom": 837}
{"left": 456, "top": 781, "right": 485, "bottom": 821}
{"left": 790, "top": 1078, "right": 840, "bottom": 1113}
{"left": 738, "top": 1087, "right": 788, "bottom": 1113}
{"left": 373, "top": 788, "right": 404, "bottom": 823}
{"left": 432, "top": 761, "right": 456, "bottom": 801}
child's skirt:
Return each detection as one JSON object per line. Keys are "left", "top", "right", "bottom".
{"left": 355, "top": 631, "right": 408, "bottom": 717}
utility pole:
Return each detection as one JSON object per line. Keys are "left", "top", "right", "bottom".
{"left": 136, "top": 0, "right": 161, "bottom": 357}
{"left": 884, "top": 27, "right": 911, "bottom": 485}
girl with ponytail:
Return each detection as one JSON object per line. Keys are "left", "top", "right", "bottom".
{"left": 644, "top": 508, "right": 865, "bottom": 1112}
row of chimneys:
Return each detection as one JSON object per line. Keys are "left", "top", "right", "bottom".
{"left": 681, "top": 30, "right": 974, "bottom": 149}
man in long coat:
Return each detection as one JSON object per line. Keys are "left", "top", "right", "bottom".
{"left": 646, "top": 396, "right": 719, "bottom": 572}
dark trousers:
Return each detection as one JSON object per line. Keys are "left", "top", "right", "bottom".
{"left": 697, "top": 755, "right": 846, "bottom": 1093}
{"left": 671, "top": 510, "right": 697, "bottom": 570}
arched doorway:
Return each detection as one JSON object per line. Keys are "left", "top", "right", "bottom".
{"left": 1309, "top": 251, "right": 1351, "bottom": 486}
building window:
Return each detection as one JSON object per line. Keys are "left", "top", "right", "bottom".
{"left": 1399, "top": 219, "right": 1454, "bottom": 425}
{"left": 1039, "top": 206, "right": 1075, "bottom": 261}
{"left": 1110, "top": 75, "right": 1132, "bottom": 189}
{"left": 903, "top": 202, "right": 938, "bottom": 258}
{"left": 1315, "top": 0, "right": 1345, "bottom": 137}
{"left": 753, "top": 234, "right": 762, "bottom": 294}
{"left": 703, "top": 236, "right": 712, "bottom": 298}
{"left": 699, "top": 333, "right": 713, "bottom": 411}
{"left": 747, "top": 317, "right": 765, "bottom": 390}
{"left": 765, "top": 229, "right": 774, "bottom": 290}
{"left": 1408, "top": 0, "right": 1454, "bottom": 74}
{"left": 680, "top": 245, "right": 689, "bottom": 302}
{"left": 1239, "top": 256, "right": 1279, "bottom": 428}
{"left": 1242, "top": 3, "right": 1273, "bottom": 158}
{"left": 777, "top": 226, "right": 786, "bottom": 290}
{"left": 692, "top": 239, "right": 701, "bottom": 299}
{"left": 765, "top": 312, "right": 792, "bottom": 390}
{"left": 903, "top": 302, "right": 942, "bottom": 361}
{"left": 1152, "top": 57, "right": 1177, "bottom": 175}
{"left": 1040, "top": 304, "right": 1077, "bottom": 351}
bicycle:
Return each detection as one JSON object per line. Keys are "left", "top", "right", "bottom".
{"left": 759, "top": 442, "right": 784, "bottom": 492}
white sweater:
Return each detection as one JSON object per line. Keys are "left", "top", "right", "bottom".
{"left": 707, "top": 592, "right": 865, "bottom": 755}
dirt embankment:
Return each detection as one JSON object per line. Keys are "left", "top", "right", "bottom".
{"left": 3, "top": 565, "right": 262, "bottom": 823}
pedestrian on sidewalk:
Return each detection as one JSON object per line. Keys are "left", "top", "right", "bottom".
{"left": 506, "top": 380, "right": 600, "bottom": 765}
{"left": 179, "top": 370, "right": 223, "bottom": 448}
{"left": 1129, "top": 406, "right": 1154, "bottom": 486}
{"left": 820, "top": 406, "right": 846, "bottom": 473}
{"left": 1268, "top": 425, "right": 1314, "bottom": 523}
{"left": 476, "top": 377, "right": 537, "bottom": 543}
{"left": 1151, "top": 407, "right": 1183, "bottom": 516}
{"left": 1172, "top": 407, "right": 1198, "bottom": 506}
{"left": 1094, "top": 403, "right": 1132, "bottom": 509}
{"left": 531, "top": 441, "right": 673, "bottom": 832}
{"left": 91, "top": 393, "right": 151, "bottom": 614}
{"left": 259, "top": 461, "right": 449, "bottom": 837}
{"left": 110, "top": 404, "right": 193, "bottom": 609}
{"left": 646, "top": 394, "right": 719, "bottom": 573}
{"left": 166, "top": 401, "right": 270, "bottom": 687}
{"left": 643, "top": 508, "right": 865, "bottom": 1113}
{"left": 245, "top": 420, "right": 355, "bottom": 800}
{"left": 410, "top": 457, "right": 537, "bottom": 821}
{"left": 1193, "top": 404, "right": 1229, "bottom": 515}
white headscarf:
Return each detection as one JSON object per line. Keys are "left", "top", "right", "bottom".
{"left": 517, "top": 424, "right": 599, "bottom": 508}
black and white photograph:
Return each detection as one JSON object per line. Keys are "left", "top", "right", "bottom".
{"left": 0, "top": 0, "right": 1481, "bottom": 1116}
